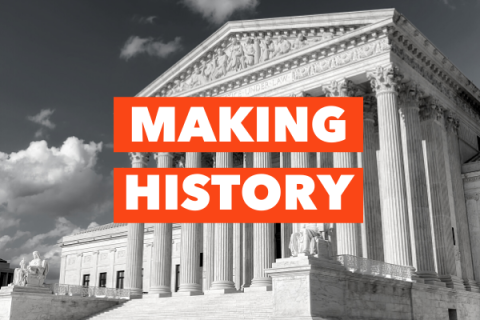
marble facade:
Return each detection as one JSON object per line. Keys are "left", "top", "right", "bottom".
{"left": 57, "top": 8, "right": 480, "bottom": 319}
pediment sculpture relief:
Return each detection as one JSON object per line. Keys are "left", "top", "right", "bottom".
{"left": 10, "top": 251, "right": 49, "bottom": 287}
{"left": 160, "top": 27, "right": 354, "bottom": 97}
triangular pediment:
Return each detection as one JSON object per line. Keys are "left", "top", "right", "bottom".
{"left": 137, "top": 9, "right": 397, "bottom": 97}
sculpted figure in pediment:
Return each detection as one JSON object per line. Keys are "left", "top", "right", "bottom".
{"left": 227, "top": 38, "right": 246, "bottom": 72}
{"left": 190, "top": 66, "right": 207, "bottom": 88}
{"left": 271, "top": 35, "right": 291, "bottom": 58}
{"left": 244, "top": 38, "right": 256, "bottom": 67}
{"left": 213, "top": 48, "right": 228, "bottom": 79}
{"left": 293, "top": 33, "right": 308, "bottom": 50}
{"left": 259, "top": 36, "right": 274, "bottom": 63}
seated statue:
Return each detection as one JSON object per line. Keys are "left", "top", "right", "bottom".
{"left": 26, "top": 251, "right": 49, "bottom": 287}
{"left": 289, "top": 224, "right": 332, "bottom": 259}
{"left": 11, "top": 258, "right": 27, "bottom": 286}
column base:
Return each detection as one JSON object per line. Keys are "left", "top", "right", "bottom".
{"left": 415, "top": 271, "right": 445, "bottom": 287}
{"left": 250, "top": 276, "right": 272, "bottom": 288}
{"left": 204, "top": 288, "right": 239, "bottom": 295}
{"left": 464, "top": 278, "right": 480, "bottom": 293}
{"left": 143, "top": 292, "right": 172, "bottom": 298}
{"left": 438, "top": 274, "right": 466, "bottom": 290}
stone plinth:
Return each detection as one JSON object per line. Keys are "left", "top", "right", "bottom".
{"left": 0, "top": 286, "right": 122, "bottom": 320}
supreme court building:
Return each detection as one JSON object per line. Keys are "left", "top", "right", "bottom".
{"left": 59, "top": 9, "right": 480, "bottom": 319}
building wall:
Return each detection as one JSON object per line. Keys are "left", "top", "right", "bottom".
{"left": 59, "top": 224, "right": 182, "bottom": 293}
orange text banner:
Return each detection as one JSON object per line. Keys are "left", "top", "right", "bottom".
{"left": 114, "top": 97, "right": 363, "bottom": 152}
{"left": 114, "top": 168, "right": 364, "bottom": 223}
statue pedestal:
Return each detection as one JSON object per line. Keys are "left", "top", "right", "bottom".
{"left": 265, "top": 255, "right": 346, "bottom": 319}
{"left": 0, "top": 285, "right": 52, "bottom": 296}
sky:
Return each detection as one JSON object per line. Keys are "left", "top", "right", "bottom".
{"left": 1, "top": 0, "right": 479, "bottom": 282}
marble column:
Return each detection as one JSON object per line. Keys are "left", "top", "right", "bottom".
{"left": 420, "top": 100, "right": 463, "bottom": 289}
{"left": 203, "top": 223, "right": 215, "bottom": 291}
{"left": 324, "top": 79, "right": 362, "bottom": 257}
{"left": 280, "top": 152, "right": 292, "bottom": 258}
{"left": 177, "top": 152, "right": 203, "bottom": 295}
{"left": 358, "top": 96, "right": 384, "bottom": 261}
{"left": 241, "top": 152, "right": 254, "bottom": 289}
{"left": 125, "top": 152, "right": 149, "bottom": 298}
{"left": 446, "top": 114, "right": 479, "bottom": 292}
{"left": 248, "top": 152, "right": 275, "bottom": 291}
{"left": 367, "top": 66, "right": 412, "bottom": 267}
{"left": 209, "top": 152, "right": 236, "bottom": 293}
{"left": 242, "top": 223, "right": 254, "bottom": 289}
{"left": 398, "top": 82, "right": 440, "bottom": 285}
{"left": 465, "top": 194, "right": 480, "bottom": 290}
{"left": 291, "top": 152, "right": 311, "bottom": 235}
{"left": 233, "top": 223, "right": 243, "bottom": 290}
{"left": 149, "top": 152, "right": 173, "bottom": 297}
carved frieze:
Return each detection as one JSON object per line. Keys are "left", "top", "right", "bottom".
{"left": 217, "top": 37, "right": 391, "bottom": 98}
{"left": 156, "top": 26, "right": 360, "bottom": 97}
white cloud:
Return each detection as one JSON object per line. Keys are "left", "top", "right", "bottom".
{"left": 27, "top": 109, "right": 55, "bottom": 138}
{"left": 27, "top": 109, "right": 55, "bottom": 129}
{"left": 133, "top": 15, "right": 157, "bottom": 24}
{"left": 120, "top": 36, "right": 182, "bottom": 60}
{"left": 182, "top": 0, "right": 258, "bottom": 24}
{"left": 0, "top": 137, "right": 112, "bottom": 282}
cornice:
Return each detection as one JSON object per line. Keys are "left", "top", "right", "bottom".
{"left": 391, "top": 15, "right": 480, "bottom": 112}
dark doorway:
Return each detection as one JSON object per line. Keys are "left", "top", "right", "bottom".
{"left": 175, "top": 264, "right": 180, "bottom": 292}
{"left": 448, "top": 309, "right": 457, "bottom": 320}
{"left": 274, "top": 223, "right": 282, "bottom": 259}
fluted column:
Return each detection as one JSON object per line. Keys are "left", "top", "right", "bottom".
{"left": 177, "top": 152, "right": 203, "bottom": 295}
{"left": 233, "top": 223, "right": 243, "bottom": 290}
{"left": 367, "top": 66, "right": 412, "bottom": 267}
{"left": 209, "top": 152, "right": 236, "bottom": 293}
{"left": 465, "top": 194, "right": 480, "bottom": 290}
{"left": 324, "top": 79, "right": 362, "bottom": 257}
{"left": 397, "top": 82, "right": 440, "bottom": 285}
{"left": 291, "top": 152, "right": 310, "bottom": 235}
{"left": 358, "top": 96, "right": 384, "bottom": 261}
{"left": 446, "top": 114, "right": 478, "bottom": 292}
{"left": 248, "top": 152, "right": 275, "bottom": 290}
{"left": 125, "top": 152, "right": 149, "bottom": 298}
{"left": 203, "top": 223, "right": 215, "bottom": 290}
{"left": 149, "top": 152, "right": 173, "bottom": 297}
{"left": 420, "top": 100, "right": 463, "bottom": 289}
{"left": 280, "top": 153, "right": 293, "bottom": 257}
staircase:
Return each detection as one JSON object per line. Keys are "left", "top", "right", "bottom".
{"left": 84, "top": 290, "right": 274, "bottom": 320}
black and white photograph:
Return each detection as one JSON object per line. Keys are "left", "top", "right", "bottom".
{"left": 1, "top": 0, "right": 480, "bottom": 319}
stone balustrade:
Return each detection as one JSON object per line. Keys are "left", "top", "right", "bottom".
{"left": 52, "top": 283, "right": 130, "bottom": 299}
{"left": 335, "top": 254, "right": 415, "bottom": 282}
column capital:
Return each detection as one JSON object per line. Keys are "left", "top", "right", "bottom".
{"left": 445, "top": 111, "right": 460, "bottom": 135}
{"left": 128, "top": 152, "right": 150, "bottom": 167}
{"left": 397, "top": 81, "right": 424, "bottom": 109}
{"left": 367, "top": 64, "right": 403, "bottom": 95}
{"left": 419, "top": 97, "right": 445, "bottom": 123}
{"left": 154, "top": 152, "right": 174, "bottom": 159}
{"left": 323, "top": 78, "right": 357, "bottom": 97}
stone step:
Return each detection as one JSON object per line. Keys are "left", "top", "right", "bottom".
{"left": 85, "top": 291, "right": 274, "bottom": 319}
